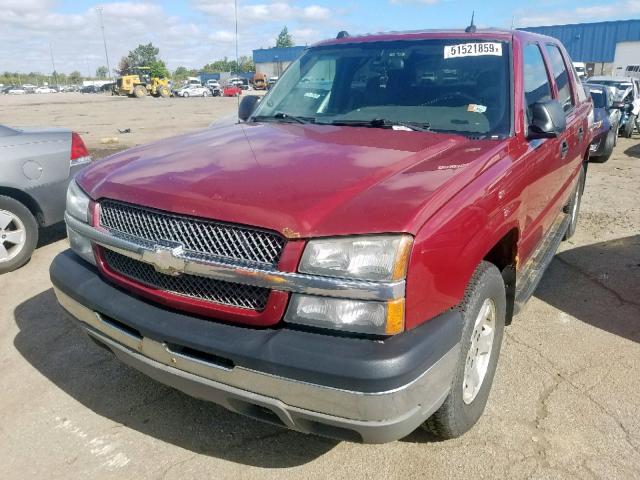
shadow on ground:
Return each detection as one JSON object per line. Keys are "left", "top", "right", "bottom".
{"left": 535, "top": 234, "right": 640, "bottom": 343}
{"left": 13, "top": 289, "right": 337, "bottom": 468}
{"left": 37, "top": 222, "right": 67, "bottom": 248}
{"left": 623, "top": 143, "right": 640, "bottom": 159}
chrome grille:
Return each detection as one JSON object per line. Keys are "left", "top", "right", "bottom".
{"left": 102, "top": 249, "right": 270, "bottom": 311}
{"left": 99, "top": 200, "right": 286, "bottom": 266}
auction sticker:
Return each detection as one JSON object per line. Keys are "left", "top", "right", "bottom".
{"left": 444, "top": 42, "right": 502, "bottom": 59}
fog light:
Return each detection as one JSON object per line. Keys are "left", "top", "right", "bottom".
{"left": 67, "top": 227, "right": 96, "bottom": 265}
{"left": 285, "top": 294, "right": 405, "bottom": 335}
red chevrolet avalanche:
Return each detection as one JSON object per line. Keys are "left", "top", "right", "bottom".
{"left": 51, "top": 29, "right": 592, "bottom": 443}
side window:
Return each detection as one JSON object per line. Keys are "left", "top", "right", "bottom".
{"left": 523, "top": 44, "right": 552, "bottom": 125}
{"left": 569, "top": 63, "right": 587, "bottom": 102}
{"left": 545, "top": 44, "right": 574, "bottom": 112}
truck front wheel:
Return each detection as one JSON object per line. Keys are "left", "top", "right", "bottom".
{"left": 422, "top": 261, "right": 506, "bottom": 439}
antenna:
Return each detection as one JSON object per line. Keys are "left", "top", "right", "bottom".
{"left": 465, "top": 11, "right": 477, "bottom": 33}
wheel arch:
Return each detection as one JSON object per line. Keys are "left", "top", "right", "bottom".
{"left": 0, "top": 186, "right": 43, "bottom": 226}
{"left": 482, "top": 227, "right": 519, "bottom": 325}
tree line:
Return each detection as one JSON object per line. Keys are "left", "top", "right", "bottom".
{"left": 2, "top": 27, "right": 295, "bottom": 86}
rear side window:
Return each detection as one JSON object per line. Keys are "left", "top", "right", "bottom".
{"left": 523, "top": 44, "right": 552, "bottom": 123}
{"left": 545, "top": 44, "right": 574, "bottom": 112}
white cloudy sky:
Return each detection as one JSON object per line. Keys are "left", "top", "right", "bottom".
{"left": 0, "top": 0, "right": 638, "bottom": 74}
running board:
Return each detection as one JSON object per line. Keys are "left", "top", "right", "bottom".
{"left": 513, "top": 213, "right": 571, "bottom": 315}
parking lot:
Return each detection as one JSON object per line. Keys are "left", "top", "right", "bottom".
{"left": 0, "top": 92, "right": 639, "bottom": 479}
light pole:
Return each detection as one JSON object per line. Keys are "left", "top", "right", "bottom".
{"left": 49, "top": 43, "right": 58, "bottom": 86}
{"left": 97, "top": 7, "right": 111, "bottom": 80}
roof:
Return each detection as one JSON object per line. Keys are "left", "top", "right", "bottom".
{"left": 315, "top": 29, "right": 523, "bottom": 47}
{"left": 520, "top": 20, "right": 640, "bottom": 63}
{"left": 253, "top": 46, "right": 306, "bottom": 64}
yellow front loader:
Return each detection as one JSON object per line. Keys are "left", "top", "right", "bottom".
{"left": 113, "top": 67, "right": 170, "bottom": 98}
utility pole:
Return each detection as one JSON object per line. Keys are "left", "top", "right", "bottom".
{"left": 97, "top": 7, "right": 111, "bottom": 80}
{"left": 49, "top": 43, "right": 58, "bottom": 86}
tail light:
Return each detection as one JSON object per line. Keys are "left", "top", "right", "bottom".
{"left": 70, "top": 132, "right": 91, "bottom": 165}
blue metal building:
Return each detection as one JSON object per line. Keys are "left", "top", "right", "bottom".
{"left": 520, "top": 20, "right": 640, "bottom": 64}
{"left": 253, "top": 46, "right": 306, "bottom": 64}
{"left": 253, "top": 46, "right": 306, "bottom": 77}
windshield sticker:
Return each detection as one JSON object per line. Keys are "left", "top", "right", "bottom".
{"left": 444, "top": 43, "right": 502, "bottom": 59}
{"left": 467, "top": 104, "right": 488, "bottom": 113}
{"left": 304, "top": 92, "right": 322, "bottom": 99}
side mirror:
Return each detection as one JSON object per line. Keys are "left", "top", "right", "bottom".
{"left": 528, "top": 100, "right": 566, "bottom": 139}
{"left": 238, "top": 95, "right": 261, "bottom": 122}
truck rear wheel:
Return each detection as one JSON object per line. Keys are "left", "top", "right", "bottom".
{"left": 133, "top": 85, "right": 147, "bottom": 98}
{"left": 0, "top": 196, "right": 38, "bottom": 274}
{"left": 422, "top": 261, "right": 506, "bottom": 439}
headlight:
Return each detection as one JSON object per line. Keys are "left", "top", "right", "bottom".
{"left": 66, "top": 180, "right": 90, "bottom": 223}
{"left": 285, "top": 295, "right": 405, "bottom": 335}
{"left": 299, "top": 235, "right": 413, "bottom": 281}
{"left": 592, "top": 120, "right": 603, "bottom": 130}
{"left": 65, "top": 180, "right": 95, "bottom": 264}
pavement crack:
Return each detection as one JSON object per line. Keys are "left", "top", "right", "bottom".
{"left": 506, "top": 331, "right": 640, "bottom": 456}
{"left": 159, "top": 453, "right": 197, "bottom": 480}
{"left": 555, "top": 256, "right": 640, "bottom": 310}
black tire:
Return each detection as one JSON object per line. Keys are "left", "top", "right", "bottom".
{"left": 133, "top": 85, "right": 147, "bottom": 98}
{"left": 0, "top": 195, "right": 38, "bottom": 274}
{"left": 183, "top": 92, "right": 189, "bottom": 98}
{"left": 563, "top": 166, "right": 586, "bottom": 240}
{"left": 158, "top": 85, "right": 170, "bottom": 98}
{"left": 422, "top": 261, "right": 506, "bottom": 439}
{"left": 590, "top": 130, "right": 615, "bottom": 163}
{"left": 624, "top": 114, "right": 636, "bottom": 138}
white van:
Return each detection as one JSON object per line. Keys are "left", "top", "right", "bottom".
{"left": 573, "top": 62, "right": 587, "bottom": 80}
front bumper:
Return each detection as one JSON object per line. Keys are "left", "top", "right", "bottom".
{"left": 589, "top": 131, "right": 608, "bottom": 156}
{"left": 50, "top": 250, "right": 462, "bottom": 443}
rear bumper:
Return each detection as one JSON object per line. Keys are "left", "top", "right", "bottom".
{"left": 50, "top": 250, "right": 462, "bottom": 443}
{"left": 27, "top": 162, "right": 89, "bottom": 226}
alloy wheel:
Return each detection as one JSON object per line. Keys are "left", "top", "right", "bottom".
{"left": 0, "top": 209, "right": 26, "bottom": 263}
{"left": 462, "top": 298, "right": 496, "bottom": 404}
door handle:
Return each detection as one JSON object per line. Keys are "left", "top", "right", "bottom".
{"left": 560, "top": 140, "right": 569, "bottom": 159}
{"left": 578, "top": 126, "right": 584, "bottom": 142}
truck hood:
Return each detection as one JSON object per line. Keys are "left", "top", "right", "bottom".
{"left": 77, "top": 123, "right": 506, "bottom": 237}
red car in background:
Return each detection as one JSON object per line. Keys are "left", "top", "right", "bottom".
{"left": 223, "top": 85, "right": 242, "bottom": 97}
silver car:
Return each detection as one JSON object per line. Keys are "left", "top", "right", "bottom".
{"left": 0, "top": 125, "right": 91, "bottom": 273}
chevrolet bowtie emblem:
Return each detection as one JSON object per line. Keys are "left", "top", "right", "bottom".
{"left": 142, "top": 245, "right": 186, "bottom": 276}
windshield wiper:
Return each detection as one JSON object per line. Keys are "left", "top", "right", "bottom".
{"left": 317, "top": 118, "right": 431, "bottom": 132}
{"left": 252, "top": 112, "right": 314, "bottom": 124}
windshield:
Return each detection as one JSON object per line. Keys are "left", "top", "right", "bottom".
{"left": 253, "top": 38, "right": 512, "bottom": 137}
